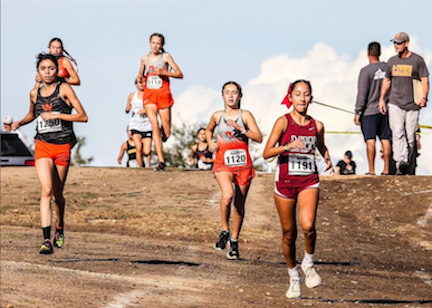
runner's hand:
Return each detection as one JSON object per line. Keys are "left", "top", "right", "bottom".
{"left": 35, "top": 73, "right": 42, "bottom": 83}
{"left": 354, "top": 115, "right": 361, "bottom": 126}
{"left": 138, "top": 108, "right": 146, "bottom": 115}
{"left": 286, "top": 139, "right": 305, "bottom": 151}
{"left": 154, "top": 68, "right": 167, "bottom": 76}
{"left": 41, "top": 112, "right": 57, "bottom": 121}
{"left": 226, "top": 120, "right": 242, "bottom": 131}
{"left": 209, "top": 142, "right": 218, "bottom": 153}
{"left": 325, "top": 158, "right": 334, "bottom": 173}
{"left": 12, "top": 121, "right": 20, "bottom": 130}
{"left": 379, "top": 99, "right": 387, "bottom": 115}
{"left": 117, "top": 158, "right": 122, "bottom": 164}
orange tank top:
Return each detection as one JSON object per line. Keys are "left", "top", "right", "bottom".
{"left": 57, "top": 57, "right": 70, "bottom": 79}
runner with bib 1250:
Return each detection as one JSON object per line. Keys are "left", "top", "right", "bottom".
{"left": 12, "top": 53, "right": 88, "bottom": 255}
{"left": 206, "top": 81, "right": 262, "bottom": 260}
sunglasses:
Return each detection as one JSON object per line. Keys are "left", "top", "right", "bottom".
{"left": 394, "top": 41, "right": 406, "bottom": 45}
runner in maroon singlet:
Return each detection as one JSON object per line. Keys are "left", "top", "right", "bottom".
{"left": 263, "top": 80, "right": 333, "bottom": 299}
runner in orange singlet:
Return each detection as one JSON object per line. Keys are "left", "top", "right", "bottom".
{"left": 35, "top": 38, "right": 80, "bottom": 88}
{"left": 206, "top": 81, "right": 262, "bottom": 260}
{"left": 137, "top": 33, "right": 183, "bottom": 171}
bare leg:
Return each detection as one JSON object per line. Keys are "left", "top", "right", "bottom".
{"left": 132, "top": 134, "right": 144, "bottom": 168}
{"left": 381, "top": 139, "right": 391, "bottom": 174}
{"left": 231, "top": 184, "right": 250, "bottom": 240}
{"left": 366, "top": 139, "right": 376, "bottom": 174}
{"left": 159, "top": 107, "right": 172, "bottom": 140}
{"left": 52, "top": 164, "right": 70, "bottom": 229}
{"left": 145, "top": 103, "right": 164, "bottom": 163}
{"left": 297, "top": 188, "right": 319, "bottom": 254}
{"left": 274, "top": 193, "right": 297, "bottom": 268}
{"left": 35, "top": 158, "right": 55, "bottom": 229}
{"left": 215, "top": 172, "right": 234, "bottom": 232}
{"left": 142, "top": 137, "right": 152, "bottom": 168}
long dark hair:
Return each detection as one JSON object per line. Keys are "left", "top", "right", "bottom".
{"left": 36, "top": 52, "right": 58, "bottom": 71}
{"left": 48, "top": 38, "right": 78, "bottom": 68}
{"left": 150, "top": 33, "right": 166, "bottom": 54}
{"left": 222, "top": 81, "right": 243, "bottom": 108}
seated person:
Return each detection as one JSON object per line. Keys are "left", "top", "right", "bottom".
{"left": 335, "top": 150, "right": 356, "bottom": 175}
{"left": 190, "top": 128, "right": 214, "bottom": 170}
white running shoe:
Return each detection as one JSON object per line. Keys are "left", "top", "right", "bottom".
{"left": 301, "top": 261, "right": 322, "bottom": 288}
{"left": 286, "top": 277, "right": 302, "bottom": 299}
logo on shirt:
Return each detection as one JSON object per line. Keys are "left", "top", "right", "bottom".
{"left": 41, "top": 103, "right": 53, "bottom": 112}
{"left": 392, "top": 65, "right": 412, "bottom": 77}
{"left": 290, "top": 135, "right": 317, "bottom": 153}
{"left": 374, "top": 69, "right": 386, "bottom": 80}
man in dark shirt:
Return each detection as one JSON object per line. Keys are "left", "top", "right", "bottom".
{"left": 379, "top": 32, "right": 429, "bottom": 175}
{"left": 355, "top": 42, "right": 391, "bottom": 175}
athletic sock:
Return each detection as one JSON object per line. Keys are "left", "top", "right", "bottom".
{"left": 288, "top": 266, "right": 300, "bottom": 279}
{"left": 303, "top": 251, "right": 315, "bottom": 268}
{"left": 56, "top": 226, "right": 64, "bottom": 235}
{"left": 42, "top": 226, "right": 51, "bottom": 240}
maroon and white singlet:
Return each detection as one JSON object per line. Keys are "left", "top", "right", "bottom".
{"left": 275, "top": 114, "right": 319, "bottom": 198}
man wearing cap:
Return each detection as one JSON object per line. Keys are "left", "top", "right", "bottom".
{"left": 3, "top": 115, "right": 30, "bottom": 148}
{"left": 355, "top": 42, "right": 392, "bottom": 175}
{"left": 379, "top": 32, "right": 429, "bottom": 175}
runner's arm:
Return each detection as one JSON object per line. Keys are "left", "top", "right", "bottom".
{"left": 117, "top": 142, "right": 127, "bottom": 164}
{"left": 190, "top": 145, "right": 197, "bottom": 165}
{"left": 62, "top": 58, "right": 80, "bottom": 85}
{"left": 12, "top": 90, "right": 37, "bottom": 130}
{"left": 263, "top": 116, "right": 289, "bottom": 159}
{"left": 162, "top": 53, "right": 183, "bottom": 79}
{"left": 316, "top": 120, "right": 333, "bottom": 172}
{"left": 206, "top": 112, "right": 219, "bottom": 152}
{"left": 125, "top": 93, "right": 133, "bottom": 113}
{"left": 242, "top": 110, "right": 262, "bottom": 143}
{"left": 137, "top": 55, "right": 147, "bottom": 83}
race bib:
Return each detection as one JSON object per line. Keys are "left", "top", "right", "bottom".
{"left": 37, "top": 112, "right": 62, "bottom": 134}
{"left": 288, "top": 153, "right": 315, "bottom": 175}
{"left": 128, "top": 159, "right": 139, "bottom": 168}
{"left": 146, "top": 76, "right": 162, "bottom": 89}
{"left": 224, "top": 149, "right": 247, "bottom": 167}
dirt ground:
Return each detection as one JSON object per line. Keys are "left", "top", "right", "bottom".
{"left": 1, "top": 167, "right": 432, "bottom": 308}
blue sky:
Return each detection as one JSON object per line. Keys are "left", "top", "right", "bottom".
{"left": 2, "top": 0, "right": 432, "bottom": 174}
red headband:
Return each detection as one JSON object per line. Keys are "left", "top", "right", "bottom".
{"left": 281, "top": 83, "right": 293, "bottom": 108}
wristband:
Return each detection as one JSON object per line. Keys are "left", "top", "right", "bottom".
{"left": 422, "top": 97, "right": 428, "bottom": 102}
{"left": 284, "top": 144, "right": 289, "bottom": 152}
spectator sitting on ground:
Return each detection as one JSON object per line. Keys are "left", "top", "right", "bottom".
{"left": 335, "top": 151, "right": 357, "bottom": 175}
{"left": 3, "top": 115, "right": 30, "bottom": 148}
{"left": 189, "top": 128, "right": 214, "bottom": 170}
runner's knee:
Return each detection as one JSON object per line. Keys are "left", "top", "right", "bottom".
{"left": 40, "top": 185, "right": 53, "bottom": 199}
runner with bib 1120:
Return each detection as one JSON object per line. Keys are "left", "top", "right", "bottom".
{"left": 206, "top": 81, "right": 262, "bottom": 260}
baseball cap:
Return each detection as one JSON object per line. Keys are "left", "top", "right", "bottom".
{"left": 391, "top": 32, "right": 410, "bottom": 43}
{"left": 345, "top": 150, "right": 353, "bottom": 159}
{"left": 3, "top": 116, "right": 13, "bottom": 125}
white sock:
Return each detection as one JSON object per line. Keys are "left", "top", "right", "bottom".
{"left": 287, "top": 266, "right": 300, "bottom": 279}
{"left": 303, "top": 251, "right": 314, "bottom": 268}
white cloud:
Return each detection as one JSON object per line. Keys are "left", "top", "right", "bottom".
{"left": 171, "top": 40, "right": 432, "bottom": 175}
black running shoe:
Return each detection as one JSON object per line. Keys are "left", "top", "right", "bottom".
{"left": 39, "top": 239, "right": 54, "bottom": 255}
{"left": 214, "top": 231, "right": 230, "bottom": 251}
{"left": 399, "top": 161, "right": 408, "bottom": 175}
{"left": 226, "top": 240, "right": 239, "bottom": 260}
{"left": 160, "top": 127, "right": 168, "bottom": 143}
{"left": 154, "top": 162, "right": 166, "bottom": 172}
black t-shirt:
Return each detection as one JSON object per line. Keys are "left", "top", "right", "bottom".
{"left": 336, "top": 160, "right": 356, "bottom": 175}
